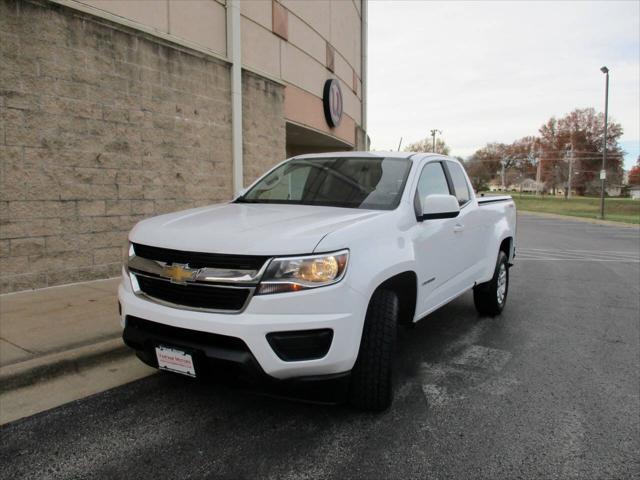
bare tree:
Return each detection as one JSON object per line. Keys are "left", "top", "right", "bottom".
{"left": 404, "top": 137, "right": 450, "bottom": 155}
{"left": 539, "top": 108, "right": 624, "bottom": 195}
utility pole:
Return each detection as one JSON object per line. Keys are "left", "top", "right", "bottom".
{"left": 397, "top": 137, "right": 403, "bottom": 152}
{"left": 599, "top": 66, "right": 609, "bottom": 219}
{"left": 430, "top": 129, "right": 441, "bottom": 152}
{"left": 567, "top": 143, "right": 574, "bottom": 199}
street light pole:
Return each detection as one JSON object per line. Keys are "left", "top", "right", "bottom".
{"left": 599, "top": 66, "right": 609, "bottom": 219}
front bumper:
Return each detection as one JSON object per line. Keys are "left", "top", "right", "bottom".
{"left": 118, "top": 272, "right": 368, "bottom": 381}
{"left": 123, "top": 315, "right": 351, "bottom": 403}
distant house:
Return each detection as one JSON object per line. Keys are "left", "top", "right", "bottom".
{"left": 488, "top": 178, "right": 542, "bottom": 193}
{"left": 630, "top": 185, "right": 640, "bottom": 200}
{"left": 554, "top": 187, "right": 577, "bottom": 197}
{"left": 515, "top": 178, "right": 542, "bottom": 193}
{"left": 488, "top": 180, "right": 504, "bottom": 192}
{"left": 606, "top": 185, "right": 622, "bottom": 197}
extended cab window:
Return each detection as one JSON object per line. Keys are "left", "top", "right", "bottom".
{"left": 447, "top": 161, "right": 471, "bottom": 206}
{"left": 414, "top": 162, "right": 450, "bottom": 215}
{"left": 238, "top": 157, "right": 412, "bottom": 210}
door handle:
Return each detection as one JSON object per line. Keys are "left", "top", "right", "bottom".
{"left": 453, "top": 224, "right": 464, "bottom": 233}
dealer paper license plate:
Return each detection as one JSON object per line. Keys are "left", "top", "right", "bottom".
{"left": 155, "top": 346, "right": 196, "bottom": 377}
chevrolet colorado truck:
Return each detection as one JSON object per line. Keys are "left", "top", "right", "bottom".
{"left": 120, "top": 152, "right": 516, "bottom": 411}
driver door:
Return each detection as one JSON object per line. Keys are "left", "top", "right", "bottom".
{"left": 410, "top": 161, "right": 461, "bottom": 317}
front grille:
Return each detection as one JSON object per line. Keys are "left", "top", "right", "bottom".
{"left": 135, "top": 275, "right": 251, "bottom": 311}
{"left": 132, "top": 243, "right": 269, "bottom": 270}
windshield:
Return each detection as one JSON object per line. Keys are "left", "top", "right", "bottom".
{"left": 237, "top": 157, "right": 412, "bottom": 210}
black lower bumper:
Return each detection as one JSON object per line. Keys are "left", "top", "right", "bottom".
{"left": 122, "top": 316, "right": 350, "bottom": 404}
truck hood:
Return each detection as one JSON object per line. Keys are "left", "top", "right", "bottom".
{"left": 129, "top": 203, "right": 385, "bottom": 255}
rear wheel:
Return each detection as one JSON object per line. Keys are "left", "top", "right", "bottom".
{"left": 349, "top": 289, "right": 398, "bottom": 412}
{"left": 473, "top": 251, "right": 509, "bottom": 316}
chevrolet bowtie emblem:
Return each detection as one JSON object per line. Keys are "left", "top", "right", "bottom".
{"left": 163, "top": 264, "right": 198, "bottom": 284}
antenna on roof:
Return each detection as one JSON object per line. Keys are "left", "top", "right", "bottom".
{"left": 397, "top": 137, "right": 403, "bottom": 152}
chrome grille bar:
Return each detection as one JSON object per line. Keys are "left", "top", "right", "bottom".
{"left": 127, "top": 254, "right": 270, "bottom": 285}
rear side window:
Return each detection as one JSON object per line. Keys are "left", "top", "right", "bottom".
{"left": 447, "top": 161, "right": 471, "bottom": 206}
{"left": 414, "top": 162, "right": 450, "bottom": 214}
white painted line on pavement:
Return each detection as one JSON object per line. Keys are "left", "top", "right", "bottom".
{"left": 517, "top": 258, "right": 640, "bottom": 262}
{"left": 517, "top": 247, "right": 640, "bottom": 262}
{"left": 421, "top": 384, "right": 465, "bottom": 407}
{"left": 452, "top": 345, "right": 512, "bottom": 372}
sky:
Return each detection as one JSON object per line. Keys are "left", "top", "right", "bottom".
{"left": 367, "top": 0, "right": 640, "bottom": 169}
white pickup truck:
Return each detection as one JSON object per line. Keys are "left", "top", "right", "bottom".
{"left": 120, "top": 152, "right": 516, "bottom": 411}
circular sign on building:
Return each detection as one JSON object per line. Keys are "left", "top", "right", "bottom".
{"left": 323, "top": 79, "right": 343, "bottom": 128}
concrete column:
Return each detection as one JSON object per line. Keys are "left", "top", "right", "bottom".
{"left": 226, "top": 0, "right": 243, "bottom": 196}
{"left": 361, "top": 0, "right": 368, "bottom": 150}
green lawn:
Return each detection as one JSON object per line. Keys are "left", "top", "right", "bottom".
{"left": 481, "top": 193, "right": 640, "bottom": 224}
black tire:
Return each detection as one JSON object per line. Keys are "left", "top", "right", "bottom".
{"left": 349, "top": 289, "right": 399, "bottom": 412}
{"left": 473, "top": 250, "right": 509, "bottom": 316}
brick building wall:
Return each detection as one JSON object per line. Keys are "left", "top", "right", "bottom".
{"left": 242, "top": 71, "right": 285, "bottom": 186}
{"left": 0, "top": 0, "right": 286, "bottom": 293}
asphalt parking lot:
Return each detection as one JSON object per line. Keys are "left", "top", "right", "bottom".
{"left": 1, "top": 213, "right": 639, "bottom": 479}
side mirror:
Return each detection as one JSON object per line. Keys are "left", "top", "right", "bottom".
{"left": 235, "top": 187, "right": 248, "bottom": 199}
{"left": 419, "top": 194, "right": 460, "bottom": 221}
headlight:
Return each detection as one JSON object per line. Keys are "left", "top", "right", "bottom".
{"left": 257, "top": 250, "right": 349, "bottom": 294}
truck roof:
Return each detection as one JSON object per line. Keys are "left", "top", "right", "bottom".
{"left": 294, "top": 151, "right": 450, "bottom": 161}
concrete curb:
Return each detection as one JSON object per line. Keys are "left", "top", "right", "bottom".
{"left": 518, "top": 210, "right": 640, "bottom": 228}
{"left": 0, "top": 337, "right": 132, "bottom": 394}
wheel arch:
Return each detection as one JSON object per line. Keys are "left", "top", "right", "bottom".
{"left": 370, "top": 270, "right": 418, "bottom": 326}
{"left": 499, "top": 236, "right": 514, "bottom": 264}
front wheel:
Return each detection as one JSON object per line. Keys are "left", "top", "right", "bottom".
{"left": 473, "top": 251, "right": 509, "bottom": 316}
{"left": 349, "top": 289, "right": 398, "bottom": 412}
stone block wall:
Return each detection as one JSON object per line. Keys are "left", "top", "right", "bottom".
{"left": 0, "top": 0, "right": 236, "bottom": 293}
{"left": 242, "top": 71, "right": 285, "bottom": 186}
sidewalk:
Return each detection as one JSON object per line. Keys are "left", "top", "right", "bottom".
{"left": 0, "top": 278, "right": 129, "bottom": 392}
